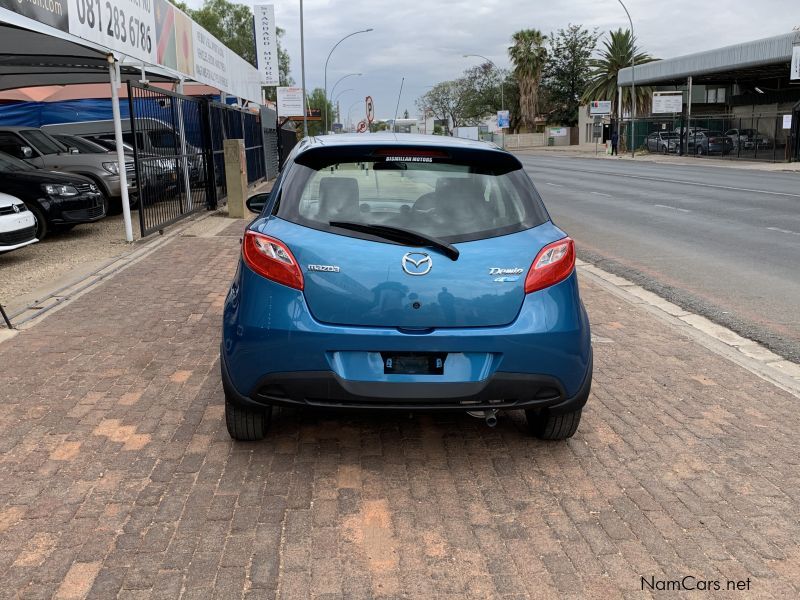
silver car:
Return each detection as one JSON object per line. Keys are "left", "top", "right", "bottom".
{"left": 646, "top": 132, "right": 680, "bottom": 154}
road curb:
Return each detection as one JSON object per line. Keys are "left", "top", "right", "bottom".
{"left": 577, "top": 259, "right": 800, "bottom": 398}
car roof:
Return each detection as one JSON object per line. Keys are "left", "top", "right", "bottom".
{"left": 0, "top": 126, "right": 41, "bottom": 132}
{"left": 294, "top": 133, "right": 505, "bottom": 154}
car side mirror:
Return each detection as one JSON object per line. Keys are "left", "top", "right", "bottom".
{"left": 21, "top": 146, "right": 33, "bottom": 158}
{"left": 68, "top": 146, "right": 79, "bottom": 154}
{"left": 246, "top": 193, "right": 270, "bottom": 214}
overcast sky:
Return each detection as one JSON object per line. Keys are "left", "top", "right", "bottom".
{"left": 187, "top": 0, "right": 797, "bottom": 122}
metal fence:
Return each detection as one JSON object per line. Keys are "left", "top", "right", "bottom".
{"left": 625, "top": 113, "right": 795, "bottom": 162}
{"left": 129, "top": 83, "right": 273, "bottom": 237}
{"left": 128, "top": 83, "right": 211, "bottom": 237}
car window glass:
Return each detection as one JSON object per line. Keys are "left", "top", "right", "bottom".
{"left": 0, "top": 132, "right": 28, "bottom": 158}
{"left": 148, "top": 130, "right": 178, "bottom": 150}
{"left": 57, "top": 136, "right": 107, "bottom": 154}
{"left": 22, "top": 130, "right": 67, "bottom": 155}
{"left": 280, "top": 159, "right": 549, "bottom": 244}
{"left": 0, "top": 150, "right": 35, "bottom": 171}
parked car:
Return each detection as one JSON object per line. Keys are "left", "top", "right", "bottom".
{"left": 687, "top": 130, "right": 734, "bottom": 155}
{"left": 0, "top": 126, "right": 135, "bottom": 214}
{"left": 724, "top": 128, "right": 770, "bottom": 150}
{"left": 645, "top": 132, "right": 680, "bottom": 154}
{"left": 0, "top": 192, "right": 37, "bottom": 253}
{"left": 75, "top": 135, "right": 178, "bottom": 199}
{"left": 220, "top": 134, "right": 593, "bottom": 441}
{"left": 0, "top": 151, "right": 105, "bottom": 239}
{"left": 85, "top": 133, "right": 202, "bottom": 193}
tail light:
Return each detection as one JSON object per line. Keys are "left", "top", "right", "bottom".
{"left": 242, "top": 231, "right": 304, "bottom": 290}
{"left": 524, "top": 238, "right": 576, "bottom": 294}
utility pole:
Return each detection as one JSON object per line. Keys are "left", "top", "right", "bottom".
{"left": 393, "top": 77, "right": 405, "bottom": 133}
{"left": 617, "top": 0, "right": 636, "bottom": 158}
{"left": 299, "top": 0, "right": 308, "bottom": 137}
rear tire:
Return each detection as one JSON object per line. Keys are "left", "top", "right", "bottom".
{"left": 525, "top": 408, "right": 582, "bottom": 440}
{"left": 225, "top": 395, "right": 270, "bottom": 441}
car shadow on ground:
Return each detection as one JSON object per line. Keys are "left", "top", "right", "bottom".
{"left": 261, "top": 404, "right": 552, "bottom": 445}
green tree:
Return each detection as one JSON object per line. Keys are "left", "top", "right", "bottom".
{"left": 508, "top": 29, "right": 547, "bottom": 131}
{"left": 543, "top": 25, "right": 599, "bottom": 126}
{"left": 416, "top": 79, "right": 478, "bottom": 132}
{"left": 582, "top": 29, "right": 656, "bottom": 118}
{"left": 459, "top": 63, "right": 507, "bottom": 123}
{"left": 305, "top": 88, "right": 334, "bottom": 136}
{"left": 190, "top": 0, "right": 257, "bottom": 66}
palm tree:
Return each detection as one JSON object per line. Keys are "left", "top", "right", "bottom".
{"left": 508, "top": 29, "right": 547, "bottom": 132}
{"left": 582, "top": 29, "right": 656, "bottom": 118}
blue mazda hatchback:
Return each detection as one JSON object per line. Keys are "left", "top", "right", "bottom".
{"left": 221, "top": 134, "right": 591, "bottom": 440}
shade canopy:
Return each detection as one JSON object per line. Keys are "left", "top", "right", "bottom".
{"left": 0, "top": 23, "right": 177, "bottom": 92}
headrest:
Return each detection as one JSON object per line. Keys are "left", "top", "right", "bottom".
{"left": 317, "top": 177, "right": 360, "bottom": 221}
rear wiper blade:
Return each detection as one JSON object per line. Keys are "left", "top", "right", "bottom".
{"left": 329, "top": 221, "right": 459, "bottom": 261}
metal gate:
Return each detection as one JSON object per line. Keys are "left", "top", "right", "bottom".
{"left": 127, "top": 82, "right": 213, "bottom": 237}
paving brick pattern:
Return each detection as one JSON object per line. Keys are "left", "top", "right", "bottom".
{"left": 0, "top": 225, "right": 798, "bottom": 599}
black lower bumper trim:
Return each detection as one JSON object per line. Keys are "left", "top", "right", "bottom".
{"left": 221, "top": 347, "right": 592, "bottom": 414}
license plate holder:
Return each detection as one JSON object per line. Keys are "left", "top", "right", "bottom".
{"left": 381, "top": 352, "right": 446, "bottom": 375}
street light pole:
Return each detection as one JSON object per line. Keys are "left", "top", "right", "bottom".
{"left": 331, "top": 73, "right": 361, "bottom": 99}
{"left": 617, "top": 0, "right": 636, "bottom": 158}
{"left": 346, "top": 99, "right": 362, "bottom": 131}
{"left": 299, "top": 0, "right": 308, "bottom": 137}
{"left": 333, "top": 89, "right": 355, "bottom": 128}
{"left": 324, "top": 28, "right": 373, "bottom": 133}
{"left": 464, "top": 53, "right": 505, "bottom": 148}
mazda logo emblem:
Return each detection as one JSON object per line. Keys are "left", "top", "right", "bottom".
{"left": 402, "top": 252, "right": 432, "bottom": 276}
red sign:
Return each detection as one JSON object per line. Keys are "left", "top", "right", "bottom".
{"left": 356, "top": 120, "right": 368, "bottom": 133}
{"left": 365, "top": 96, "right": 375, "bottom": 124}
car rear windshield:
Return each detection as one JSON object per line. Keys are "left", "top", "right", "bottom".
{"left": 275, "top": 149, "right": 550, "bottom": 244}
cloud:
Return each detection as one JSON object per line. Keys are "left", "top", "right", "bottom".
{"left": 189, "top": 0, "right": 796, "bottom": 121}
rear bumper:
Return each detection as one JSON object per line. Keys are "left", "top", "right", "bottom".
{"left": 221, "top": 344, "right": 592, "bottom": 413}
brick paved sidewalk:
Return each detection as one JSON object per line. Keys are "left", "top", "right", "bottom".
{"left": 0, "top": 218, "right": 798, "bottom": 599}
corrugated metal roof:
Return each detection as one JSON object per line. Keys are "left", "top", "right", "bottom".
{"left": 618, "top": 32, "right": 800, "bottom": 85}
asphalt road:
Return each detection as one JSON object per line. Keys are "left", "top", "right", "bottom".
{"left": 518, "top": 154, "right": 800, "bottom": 363}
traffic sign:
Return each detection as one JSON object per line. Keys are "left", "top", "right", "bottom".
{"left": 366, "top": 96, "right": 375, "bottom": 124}
{"left": 356, "top": 120, "right": 368, "bottom": 133}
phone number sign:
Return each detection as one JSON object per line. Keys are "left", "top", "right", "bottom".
{"left": 68, "top": 0, "right": 156, "bottom": 63}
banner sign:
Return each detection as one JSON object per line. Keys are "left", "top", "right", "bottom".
{"left": 193, "top": 22, "right": 228, "bottom": 90}
{"left": 68, "top": 0, "right": 157, "bottom": 64}
{"left": 277, "top": 87, "right": 305, "bottom": 117}
{"left": 1, "top": 0, "right": 264, "bottom": 103}
{"left": 497, "top": 110, "right": 510, "bottom": 128}
{"left": 589, "top": 100, "right": 612, "bottom": 116}
{"left": 792, "top": 46, "right": 800, "bottom": 81}
{"left": 783, "top": 114, "right": 793, "bottom": 129}
{"left": 549, "top": 127, "right": 568, "bottom": 137}
{"left": 254, "top": 4, "right": 279, "bottom": 86}
{"left": 652, "top": 92, "right": 683, "bottom": 114}
{"left": 0, "top": 0, "right": 69, "bottom": 31}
